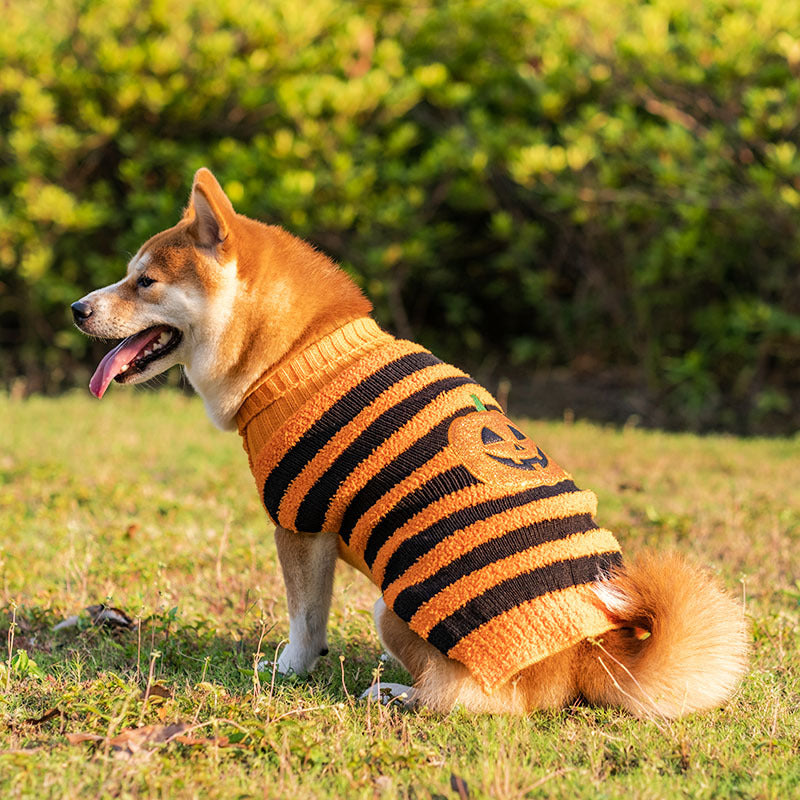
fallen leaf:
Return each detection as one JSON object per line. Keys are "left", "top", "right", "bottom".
{"left": 109, "top": 722, "right": 189, "bottom": 754}
{"left": 24, "top": 708, "right": 60, "bottom": 725}
{"left": 65, "top": 732, "right": 104, "bottom": 745}
{"left": 142, "top": 683, "right": 171, "bottom": 701}
{"left": 87, "top": 604, "right": 135, "bottom": 629}
{"left": 64, "top": 723, "right": 236, "bottom": 756}
{"left": 450, "top": 773, "right": 470, "bottom": 800}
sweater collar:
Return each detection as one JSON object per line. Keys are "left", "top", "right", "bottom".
{"left": 236, "top": 317, "right": 391, "bottom": 448}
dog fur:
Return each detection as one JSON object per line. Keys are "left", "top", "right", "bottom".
{"left": 72, "top": 168, "right": 749, "bottom": 718}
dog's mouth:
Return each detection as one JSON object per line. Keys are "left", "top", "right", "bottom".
{"left": 89, "top": 325, "right": 183, "bottom": 398}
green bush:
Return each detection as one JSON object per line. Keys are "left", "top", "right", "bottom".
{"left": 1, "top": 0, "right": 799, "bottom": 432}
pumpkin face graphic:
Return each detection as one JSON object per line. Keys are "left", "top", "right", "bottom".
{"left": 480, "top": 421, "right": 549, "bottom": 470}
{"left": 448, "top": 405, "right": 569, "bottom": 488}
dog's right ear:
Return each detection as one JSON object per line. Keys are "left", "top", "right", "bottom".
{"left": 185, "top": 168, "right": 236, "bottom": 250}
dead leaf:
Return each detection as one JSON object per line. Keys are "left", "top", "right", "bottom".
{"left": 86, "top": 604, "right": 134, "bottom": 629}
{"left": 64, "top": 723, "right": 235, "bottom": 756}
{"left": 142, "top": 683, "right": 171, "bottom": 701}
{"left": 450, "top": 773, "right": 471, "bottom": 800}
{"left": 65, "top": 732, "right": 104, "bottom": 745}
{"left": 24, "top": 708, "right": 60, "bottom": 726}
{"left": 108, "top": 723, "right": 189, "bottom": 754}
{"left": 54, "top": 604, "right": 137, "bottom": 633}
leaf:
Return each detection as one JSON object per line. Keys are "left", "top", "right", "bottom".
{"left": 109, "top": 723, "right": 189, "bottom": 754}
{"left": 86, "top": 604, "right": 135, "bottom": 629}
{"left": 24, "top": 708, "right": 61, "bottom": 726}
{"left": 65, "top": 732, "right": 104, "bottom": 745}
{"left": 450, "top": 773, "right": 471, "bottom": 800}
{"left": 142, "top": 683, "right": 171, "bottom": 701}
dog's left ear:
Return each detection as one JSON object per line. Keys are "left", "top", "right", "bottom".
{"left": 186, "top": 168, "right": 236, "bottom": 250}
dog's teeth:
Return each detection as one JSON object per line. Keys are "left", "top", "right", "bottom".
{"left": 157, "top": 332, "right": 170, "bottom": 345}
{"left": 120, "top": 364, "right": 129, "bottom": 372}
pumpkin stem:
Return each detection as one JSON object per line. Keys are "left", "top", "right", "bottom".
{"left": 470, "top": 393, "right": 487, "bottom": 412}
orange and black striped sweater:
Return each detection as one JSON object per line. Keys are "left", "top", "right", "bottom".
{"left": 237, "top": 318, "right": 622, "bottom": 691}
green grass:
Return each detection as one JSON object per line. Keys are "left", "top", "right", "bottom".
{"left": 1, "top": 390, "right": 798, "bottom": 799}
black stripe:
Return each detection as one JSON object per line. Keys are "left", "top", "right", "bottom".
{"left": 293, "top": 376, "right": 477, "bottom": 533}
{"left": 363, "top": 466, "right": 481, "bottom": 567}
{"left": 425, "top": 550, "right": 624, "bottom": 654}
{"left": 262, "top": 351, "right": 441, "bottom": 524}
{"left": 391, "top": 513, "right": 598, "bottom": 620}
{"left": 338, "top": 403, "right": 502, "bottom": 543}
{"left": 380, "top": 480, "right": 580, "bottom": 590}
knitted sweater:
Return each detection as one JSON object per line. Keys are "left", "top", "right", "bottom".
{"left": 236, "top": 318, "right": 622, "bottom": 691}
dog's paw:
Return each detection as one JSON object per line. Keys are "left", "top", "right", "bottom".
{"left": 360, "top": 682, "right": 416, "bottom": 706}
{"left": 267, "top": 642, "right": 325, "bottom": 676}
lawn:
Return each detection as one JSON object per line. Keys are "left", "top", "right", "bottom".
{"left": 1, "top": 390, "right": 798, "bottom": 798}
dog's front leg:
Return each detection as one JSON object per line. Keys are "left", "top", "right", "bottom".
{"left": 269, "top": 525, "right": 338, "bottom": 676}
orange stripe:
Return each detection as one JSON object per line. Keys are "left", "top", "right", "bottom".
{"left": 408, "top": 529, "right": 620, "bottom": 637}
{"left": 346, "top": 448, "right": 462, "bottom": 559}
{"left": 381, "top": 489, "right": 600, "bottom": 607}
{"left": 277, "top": 362, "right": 470, "bottom": 529}
{"left": 446, "top": 584, "right": 618, "bottom": 691}
{"left": 371, "top": 485, "right": 599, "bottom": 588}
{"left": 251, "top": 339, "right": 426, "bottom": 490}
{"left": 322, "top": 383, "right": 499, "bottom": 532}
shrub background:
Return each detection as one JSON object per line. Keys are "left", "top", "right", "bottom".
{"left": 1, "top": 0, "right": 799, "bottom": 433}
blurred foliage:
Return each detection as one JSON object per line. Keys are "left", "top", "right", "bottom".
{"left": 1, "top": 0, "right": 799, "bottom": 433}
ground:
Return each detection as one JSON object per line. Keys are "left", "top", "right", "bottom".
{"left": 0, "top": 390, "right": 798, "bottom": 799}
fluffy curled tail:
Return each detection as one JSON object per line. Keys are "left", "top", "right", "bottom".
{"left": 581, "top": 551, "right": 749, "bottom": 719}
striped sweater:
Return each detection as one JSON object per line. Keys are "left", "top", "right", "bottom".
{"left": 236, "top": 318, "right": 622, "bottom": 691}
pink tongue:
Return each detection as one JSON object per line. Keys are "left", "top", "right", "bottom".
{"left": 89, "top": 327, "right": 169, "bottom": 399}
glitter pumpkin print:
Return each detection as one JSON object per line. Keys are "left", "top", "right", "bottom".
{"left": 448, "top": 395, "right": 570, "bottom": 488}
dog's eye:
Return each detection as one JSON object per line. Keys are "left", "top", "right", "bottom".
{"left": 137, "top": 275, "right": 156, "bottom": 288}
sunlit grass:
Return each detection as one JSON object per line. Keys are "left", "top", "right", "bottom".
{"left": 1, "top": 390, "right": 798, "bottom": 798}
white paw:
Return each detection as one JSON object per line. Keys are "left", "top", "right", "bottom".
{"left": 257, "top": 642, "right": 324, "bottom": 676}
{"left": 360, "top": 682, "right": 416, "bottom": 706}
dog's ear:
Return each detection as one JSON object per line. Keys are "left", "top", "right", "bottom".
{"left": 186, "top": 168, "right": 235, "bottom": 249}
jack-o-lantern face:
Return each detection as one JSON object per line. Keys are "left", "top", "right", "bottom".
{"left": 480, "top": 422, "right": 549, "bottom": 470}
{"left": 448, "top": 400, "right": 568, "bottom": 488}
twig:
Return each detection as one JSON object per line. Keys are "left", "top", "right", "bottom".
{"left": 5, "top": 601, "right": 17, "bottom": 693}
{"left": 138, "top": 650, "right": 162, "bottom": 727}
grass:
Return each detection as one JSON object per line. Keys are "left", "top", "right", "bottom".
{"left": 0, "top": 389, "right": 798, "bottom": 799}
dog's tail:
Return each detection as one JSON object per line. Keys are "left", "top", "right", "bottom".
{"left": 579, "top": 550, "right": 749, "bottom": 719}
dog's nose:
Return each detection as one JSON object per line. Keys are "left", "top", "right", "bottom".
{"left": 71, "top": 300, "right": 93, "bottom": 322}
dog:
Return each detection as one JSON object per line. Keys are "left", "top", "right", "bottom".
{"left": 71, "top": 168, "right": 748, "bottom": 718}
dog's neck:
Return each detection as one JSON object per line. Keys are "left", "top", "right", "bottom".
{"left": 235, "top": 317, "right": 393, "bottom": 459}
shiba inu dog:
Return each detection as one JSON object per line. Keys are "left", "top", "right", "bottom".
{"left": 72, "top": 168, "right": 748, "bottom": 717}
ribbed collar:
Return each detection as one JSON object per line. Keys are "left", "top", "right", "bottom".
{"left": 236, "top": 317, "right": 391, "bottom": 447}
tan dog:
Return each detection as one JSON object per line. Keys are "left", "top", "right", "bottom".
{"left": 72, "top": 168, "right": 748, "bottom": 718}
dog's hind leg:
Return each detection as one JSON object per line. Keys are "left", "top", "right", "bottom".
{"left": 370, "top": 597, "right": 530, "bottom": 713}
{"left": 372, "top": 597, "right": 580, "bottom": 713}
{"left": 267, "top": 526, "right": 338, "bottom": 676}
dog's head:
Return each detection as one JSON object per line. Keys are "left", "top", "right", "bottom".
{"left": 72, "top": 168, "right": 372, "bottom": 427}
{"left": 72, "top": 168, "right": 242, "bottom": 401}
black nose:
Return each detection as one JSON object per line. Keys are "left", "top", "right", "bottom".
{"left": 71, "top": 300, "right": 93, "bottom": 322}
